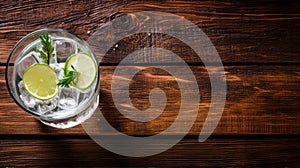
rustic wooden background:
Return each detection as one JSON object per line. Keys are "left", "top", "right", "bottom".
{"left": 0, "top": 0, "right": 300, "bottom": 167}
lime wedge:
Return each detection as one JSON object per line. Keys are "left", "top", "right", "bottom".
{"left": 23, "top": 64, "right": 59, "bottom": 100}
{"left": 65, "top": 52, "right": 98, "bottom": 90}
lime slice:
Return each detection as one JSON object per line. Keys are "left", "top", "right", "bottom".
{"left": 23, "top": 64, "right": 59, "bottom": 100}
{"left": 65, "top": 52, "right": 98, "bottom": 90}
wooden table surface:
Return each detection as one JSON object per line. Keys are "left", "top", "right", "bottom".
{"left": 1, "top": 0, "right": 300, "bottom": 167}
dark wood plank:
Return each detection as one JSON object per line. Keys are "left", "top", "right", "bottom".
{"left": 0, "top": 0, "right": 299, "bottom": 64}
{"left": 0, "top": 137, "right": 299, "bottom": 167}
{"left": 1, "top": 65, "right": 299, "bottom": 135}
{"left": 0, "top": 0, "right": 127, "bottom": 63}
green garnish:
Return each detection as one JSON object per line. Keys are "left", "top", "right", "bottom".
{"left": 37, "top": 32, "right": 54, "bottom": 65}
{"left": 57, "top": 65, "right": 80, "bottom": 88}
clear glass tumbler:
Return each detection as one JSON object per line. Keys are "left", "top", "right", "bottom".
{"left": 6, "top": 28, "right": 100, "bottom": 129}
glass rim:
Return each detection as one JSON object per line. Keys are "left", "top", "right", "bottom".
{"left": 5, "top": 28, "right": 100, "bottom": 119}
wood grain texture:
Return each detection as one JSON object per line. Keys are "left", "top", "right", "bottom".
{"left": 0, "top": 137, "right": 299, "bottom": 167}
{"left": 1, "top": 66, "right": 299, "bottom": 135}
{"left": 0, "top": 0, "right": 299, "bottom": 63}
{"left": 0, "top": 0, "right": 300, "bottom": 167}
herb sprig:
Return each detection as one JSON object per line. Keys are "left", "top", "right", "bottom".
{"left": 36, "top": 32, "right": 80, "bottom": 88}
{"left": 57, "top": 65, "right": 80, "bottom": 88}
{"left": 37, "top": 32, "right": 54, "bottom": 65}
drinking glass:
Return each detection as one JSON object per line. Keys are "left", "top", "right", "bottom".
{"left": 5, "top": 28, "right": 100, "bottom": 129}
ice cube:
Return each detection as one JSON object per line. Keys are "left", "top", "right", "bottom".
{"left": 77, "top": 80, "right": 97, "bottom": 105}
{"left": 34, "top": 49, "right": 57, "bottom": 64}
{"left": 58, "top": 87, "right": 80, "bottom": 109}
{"left": 16, "top": 51, "right": 37, "bottom": 78}
{"left": 55, "top": 40, "right": 77, "bottom": 62}
{"left": 79, "top": 88, "right": 92, "bottom": 103}
{"left": 50, "top": 63, "right": 65, "bottom": 79}
{"left": 35, "top": 96, "right": 59, "bottom": 114}
{"left": 18, "top": 81, "right": 35, "bottom": 108}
